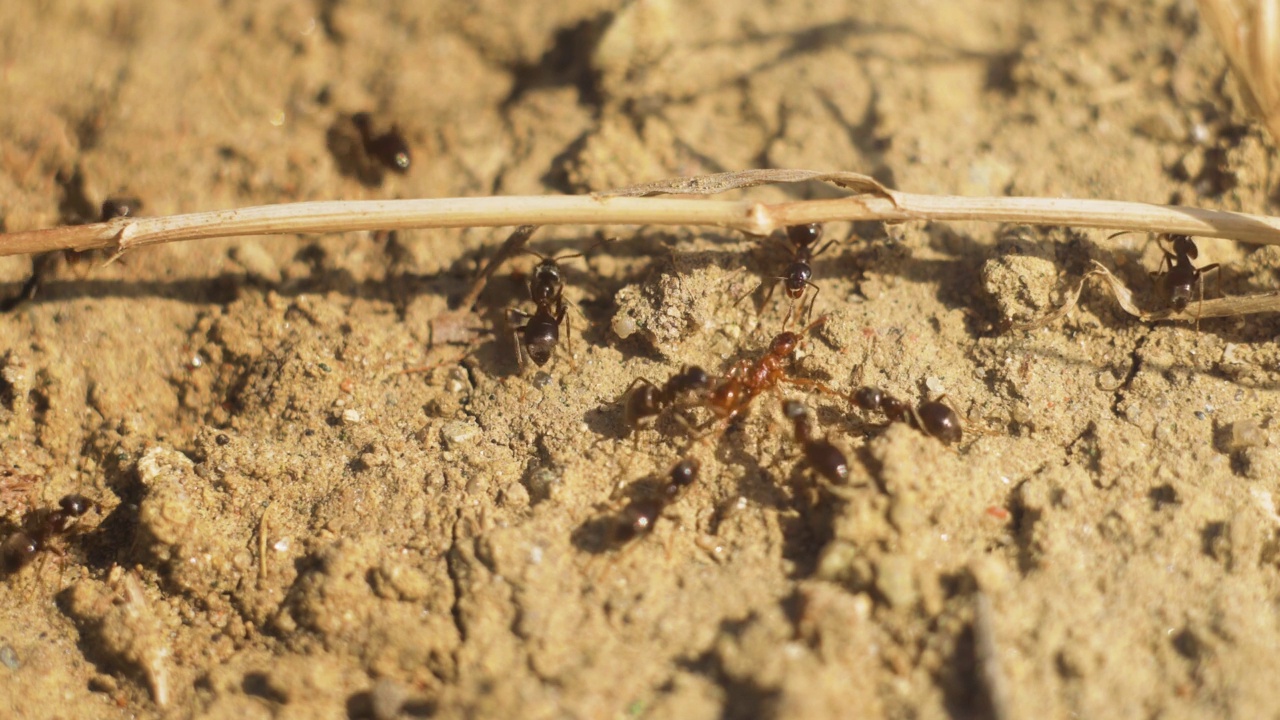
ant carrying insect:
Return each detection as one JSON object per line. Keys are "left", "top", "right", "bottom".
{"left": 740, "top": 223, "right": 835, "bottom": 326}
{"left": 508, "top": 245, "right": 596, "bottom": 370}
{"left": 1, "top": 494, "right": 94, "bottom": 575}
{"left": 849, "top": 386, "right": 963, "bottom": 444}
{"left": 782, "top": 399, "right": 849, "bottom": 486}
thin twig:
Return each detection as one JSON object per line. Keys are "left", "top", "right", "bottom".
{"left": 4, "top": 169, "right": 1280, "bottom": 258}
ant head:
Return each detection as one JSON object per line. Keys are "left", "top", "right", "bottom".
{"left": 669, "top": 458, "right": 700, "bottom": 488}
{"left": 680, "top": 366, "right": 711, "bottom": 390}
{"left": 529, "top": 263, "right": 564, "bottom": 303}
{"left": 1168, "top": 234, "right": 1198, "bottom": 259}
{"left": 786, "top": 223, "right": 823, "bottom": 248}
{"left": 784, "top": 262, "right": 812, "bottom": 298}
{"left": 523, "top": 323, "right": 559, "bottom": 366}
{"left": 769, "top": 331, "right": 800, "bottom": 357}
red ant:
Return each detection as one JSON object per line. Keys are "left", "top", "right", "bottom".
{"left": 622, "top": 365, "right": 712, "bottom": 435}
{"left": 849, "top": 386, "right": 962, "bottom": 444}
{"left": 702, "top": 316, "right": 833, "bottom": 426}
{"left": 782, "top": 399, "right": 849, "bottom": 486}
{"left": 740, "top": 224, "right": 835, "bottom": 326}
{"left": 508, "top": 246, "right": 594, "bottom": 370}
{"left": 1, "top": 494, "right": 94, "bottom": 575}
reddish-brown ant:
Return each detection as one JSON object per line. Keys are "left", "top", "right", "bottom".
{"left": 741, "top": 223, "right": 835, "bottom": 325}
{"left": 849, "top": 386, "right": 962, "bottom": 444}
{"left": 509, "top": 246, "right": 595, "bottom": 370}
{"left": 606, "top": 458, "right": 700, "bottom": 547}
{"left": 1152, "top": 234, "right": 1219, "bottom": 319}
{"left": 702, "top": 316, "right": 833, "bottom": 425}
{"left": 1, "top": 494, "right": 94, "bottom": 575}
{"left": 782, "top": 399, "right": 849, "bottom": 485}
{"left": 622, "top": 365, "right": 712, "bottom": 434}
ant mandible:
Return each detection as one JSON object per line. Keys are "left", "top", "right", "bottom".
{"left": 782, "top": 399, "right": 850, "bottom": 486}
{"left": 849, "top": 386, "right": 963, "bottom": 444}
{"left": 2, "top": 494, "right": 94, "bottom": 575}
{"left": 741, "top": 224, "right": 835, "bottom": 326}
{"left": 1152, "top": 234, "right": 1219, "bottom": 317}
{"left": 509, "top": 246, "right": 593, "bottom": 369}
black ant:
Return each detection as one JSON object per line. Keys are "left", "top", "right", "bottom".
{"left": 1152, "top": 234, "right": 1219, "bottom": 318}
{"left": 849, "top": 386, "right": 962, "bottom": 444}
{"left": 622, "top": 365, "right": 712, "bottom": 435}
{"left": 741, "top": 223, "right": 835, "bottom": 325}
{"left": 1, "top": 494, "right": 94, "bottom": 575}
{"left": 606, "top": 458, "right": 700, "bottom": 547}
{"left": 782, "top": 399, "right": 849, "bottom": 486}
{"left": 509, "top": 246, "right": 595, "bottom": 370}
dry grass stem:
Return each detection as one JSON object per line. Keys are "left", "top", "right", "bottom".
{"left": 1197, "top": 0, "right": 1280, "bottom": 144}
{"left": 3, "top": 170, "right": 1280, "bottom": 258}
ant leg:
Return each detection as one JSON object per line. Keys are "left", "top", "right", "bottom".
{"left": 560, "top": 303, "right": 572, "bottom": 356}
{"left": 507, "top": 308, "right": 530, "bottom": 372}
{"left": 800, "top": 281, "right": 822, "bottom": 326}
{"left": 734, "top": 279, "right": 765, "bottom": 310}
{"left": 778, "top": 376, "right": 844, "bottom": 402}
{"left": 1194, "top": 264, "right": 1220, "bottom": 331}
{"left": 811, "top": 238, "right": 838, "bottom": 260}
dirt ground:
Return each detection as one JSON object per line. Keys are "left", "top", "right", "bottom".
{"left": 2, "top": 0, "right": 1280, "bottom": 718}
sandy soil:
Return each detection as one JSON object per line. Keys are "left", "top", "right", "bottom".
{"left": 2, "top": 0, "right": 1280, "bottom": 718}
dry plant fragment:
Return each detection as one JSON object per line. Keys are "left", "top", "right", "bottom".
{"left": 4, "top": 169, "right": 1280, "bottom": 258}
{"left": 1017, "top": 259, "right": 1280, "bottom": 328}
{"left": 1197, "top": 0, "right": 1280, "bottom": 145}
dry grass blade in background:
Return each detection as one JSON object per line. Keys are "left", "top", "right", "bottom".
{"left": 1198, "top": 0, "right": 1280, "bottom": 144}
{"left": 5, "top": 169, "right": 1280, "bottom": 258}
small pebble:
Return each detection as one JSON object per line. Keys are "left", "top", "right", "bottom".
{"left": 441, "top": 420, "right": 479, "bottom": 447}
{"left": 0, "top": 645, "right": 19, "bottom": 670}
{"left": 342, "top": 409, "right": 362, "bottom": 424}
{"left": 371, "top": 677, "right": 408, "bottom": 720}
{"left": 1227, "top": 419, "right": 1265, "bottom": 450}
{"left": 612, "top": 313, "right": 638, "bottom": 339}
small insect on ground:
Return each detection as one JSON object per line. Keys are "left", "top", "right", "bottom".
{"left": 849, "top": 386, "right": 963, "bottom": 444}
{"left": 782, "top": 399, "right": 850, "bottom": 486}
{"left": 622, "top": 365, "right": 712, "bottom": 439}
{"left": 698, "top": 316, "right": 838, "bottom": 429}
{"left": 1, "top": 494, "right": 95, "bottom": 575}
{"left": 508, "top": 244, "right": 598, "bottom": 371}
{"left": 740, "top": 223, "right": 836, "bottom": 326}
{"left": 1150, "top": 233, "right": 1220, "bottom": 327}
